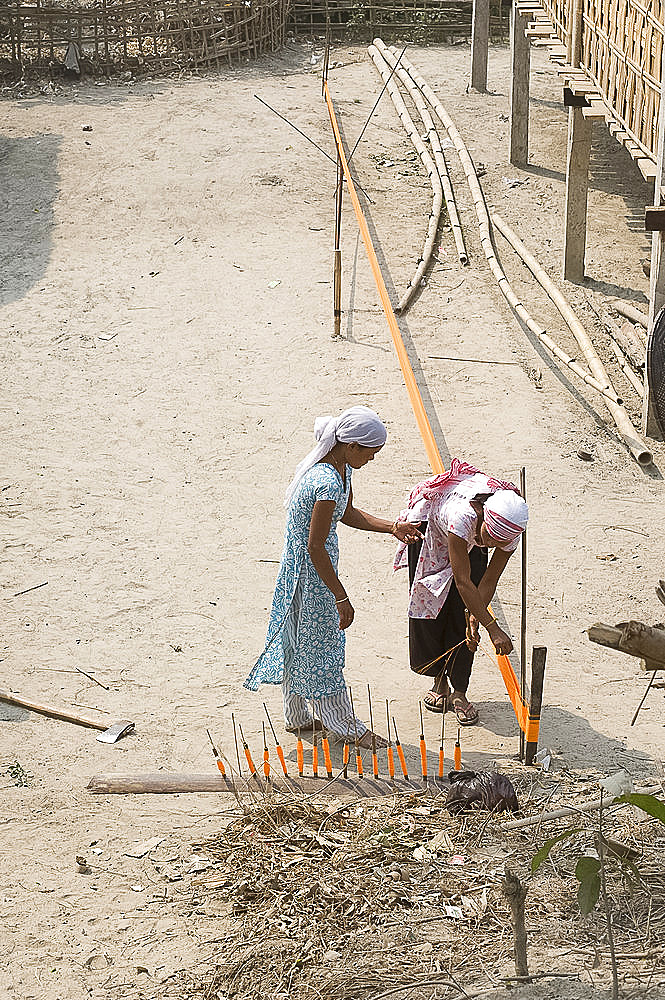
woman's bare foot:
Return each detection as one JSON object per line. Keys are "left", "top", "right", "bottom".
{"left": 357, "top": 730, "right": 388, "bottom": 749}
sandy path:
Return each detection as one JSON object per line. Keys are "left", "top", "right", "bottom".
{"left": 1, "top": 40, "right": 663, "bottom": 997}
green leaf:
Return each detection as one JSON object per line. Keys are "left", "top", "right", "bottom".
{"left": 615, "top": 793, "right": 665, "bottom": 825}
{"left": 575, "top": 856, "right": 601, "bottom": 915}
{"left": 531, "top": 827, "right": 582, "bottom": 873}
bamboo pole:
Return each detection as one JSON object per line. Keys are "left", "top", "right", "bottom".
{"left": 386, "top": 45, "right": 468, "bottom": 267}
{"left": 502, "top": 784, "right": 663, "bottom": 831}
{"left": 610, "top": 299, "right": 648, "bottom": 330}
{"left": 376, "top": 44, "right": 625, "bottom": 410}
{"left": 367, "top": 44, "right": 444, "bottom": 312}
{"left": 492, "top": 213, "right": 652, "bottom": 465}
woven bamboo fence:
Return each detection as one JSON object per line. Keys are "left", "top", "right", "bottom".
{"left": 289, "top": 0, "right": 508, "bottom": 41}
{"left": 0, "top": 0, "right": 291, "bottom": 77}
{"left": 538, "top": 0, "right": 664, "bottom": 160}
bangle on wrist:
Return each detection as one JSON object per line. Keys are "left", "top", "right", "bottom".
{"left": 335, "top": 596, "right": 350, "bottom": 605}
{"left": 391, "top": 520, "right": 400, "bottom": 536}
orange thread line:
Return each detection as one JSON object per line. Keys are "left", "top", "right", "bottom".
{"left": 324, "top": 82, "right": 529, "bottom": 740}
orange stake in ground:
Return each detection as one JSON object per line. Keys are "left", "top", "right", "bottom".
{"left": 263, "top": 702, "right": 288, "bottom": 777}
{"left": 438, "top": 712, "right": 445, "bottom": 781}
{"left": 297, "top": 726, "right": 304, "bottom": 778}
{"left": 385, "top": 700, "right": 395, "bottom": 781}
{"left": 392, "top": 716, "right": 409, "bottom": 780}
{"left": 419, "top": 701, "right": 428, "bottom": 784}
{"left": 238, "top": 723, "right": 257, "bottom": 776}
{"left": 206, "top": 728, "right": 226, "bottom": 778}
{"left": 262, "top": 722, "right": 270, "bottom": 782}
{"left": 368, "top": 684, "right": 379, "bottom": 780}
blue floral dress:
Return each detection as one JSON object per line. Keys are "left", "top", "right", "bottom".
{"left": 245, "top": 463, "right": 351, "bottom": 700}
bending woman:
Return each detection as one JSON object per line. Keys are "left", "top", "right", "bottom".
{"left": 245, "top": 406, "right": 421, "bottom": 746}
{"left": 394, "top": 458, "right": 528, "bottom": 726}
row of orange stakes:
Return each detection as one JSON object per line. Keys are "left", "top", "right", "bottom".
{"left": 206, "top": 687, "right": 463, "bottom": 785}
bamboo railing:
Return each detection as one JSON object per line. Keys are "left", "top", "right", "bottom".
{"left": 538, "top": 0, "right": 664, "bottom": 159}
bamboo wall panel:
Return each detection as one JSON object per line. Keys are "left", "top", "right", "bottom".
{"left": 539, "top": 0, "right": 664, "bottom": 159}
{"left": 289, "top": 0, "right": 508, "bottom": 41}
{"left": 0, "top": 0, "right": 290, "bottom": 77}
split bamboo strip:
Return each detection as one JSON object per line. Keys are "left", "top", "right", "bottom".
{"left": 387, "top": 43, "right": 468, "bottom": 266}
{"left": 367, "top": 43, "right": 444, "bottom": 312}
{"left": 322, "top": 78, "right": 444, "bottom": 473}
{"left": 492, "top": 213, "right": 652, "bottom": 465}
{"left": 609, "top": 337, "right": 645, "bottom": 395}
{"left": 325, "top": 73, "right": 534, "bottom": 745}
{"left": 376, "top": 43, "right": 625, "bottom": 409}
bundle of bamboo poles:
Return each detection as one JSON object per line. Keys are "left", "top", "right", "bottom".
{"left": 368, "top": 39, "right": 652, "bottom": 466}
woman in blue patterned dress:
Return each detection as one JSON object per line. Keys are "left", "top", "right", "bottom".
{"left": 245, "top": 406, "right": 422, "bottom": 746}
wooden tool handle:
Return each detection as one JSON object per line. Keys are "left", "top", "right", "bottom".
{"left": 0, "top": 690, "right": 109, "bottom": 731}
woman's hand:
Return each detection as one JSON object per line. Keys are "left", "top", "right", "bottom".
{"left": 391, "top": 520, "right": 424, "bottom": 544}
{"left": 336, "top": 596, "right": 355, "bottom": 630}
{"left": 487, "top": 620, "right": 513, "bottom": 656}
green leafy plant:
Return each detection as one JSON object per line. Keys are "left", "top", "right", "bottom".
{"left": 532, "top": 791, "right": 665, "bottom": 1000}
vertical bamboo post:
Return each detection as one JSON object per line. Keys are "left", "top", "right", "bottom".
{"left": 470, "top": 0, "right": 490, "bottom": 92}
{"left": 509, "top": 2, "right": 530, "bottom": 166}
{"left": 333, "top": 156, "right": 343, "bottom": 338}
{"left": 525, "top": 646, "right": 546, "bottom": 766}
{"left": 519, "top": 465, "right": 527, "bottom": 762}
{"left": 644, "top": 35, "right": 665, "bottom": 439}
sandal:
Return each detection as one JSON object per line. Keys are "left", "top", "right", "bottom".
{"left": 423, "top": 691, "right": 447, "bottom": 714}
{"left": 451, "top": 696, "right": 479, "bottom": 726}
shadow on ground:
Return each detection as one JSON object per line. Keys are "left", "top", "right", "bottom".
{"left": 0, "top": 134, "right": 60, "bottom": 306}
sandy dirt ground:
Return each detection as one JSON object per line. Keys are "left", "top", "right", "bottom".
{"left": 1, "top": 37, "right": 664, "bottom": 999}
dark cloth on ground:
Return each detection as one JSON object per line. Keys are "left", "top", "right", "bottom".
{"left": 407, "top": 521, "right": 487, "bottom": 694}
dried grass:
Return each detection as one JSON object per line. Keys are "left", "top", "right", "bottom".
{"left": 123, "top": 767, "right": 665, "bottom": 1000}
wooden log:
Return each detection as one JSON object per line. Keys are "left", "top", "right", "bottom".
{"left": 588, "top": 621, "right": 665, "bottom": 664}
{"left": 0, "top": 689, "right": 109, "bottom": 730}
{"left": 87, "top": 771, "right": 440, "bottom": 796}
{"left": 510, "top": 4, "right": 530, "bottom": 167}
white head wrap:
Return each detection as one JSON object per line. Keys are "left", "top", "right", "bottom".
{"left": 483, "top": 489, "right": 529, "bottom": 544}
{"left": 284, "top": 405, "right": 387, "bottom": 507}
